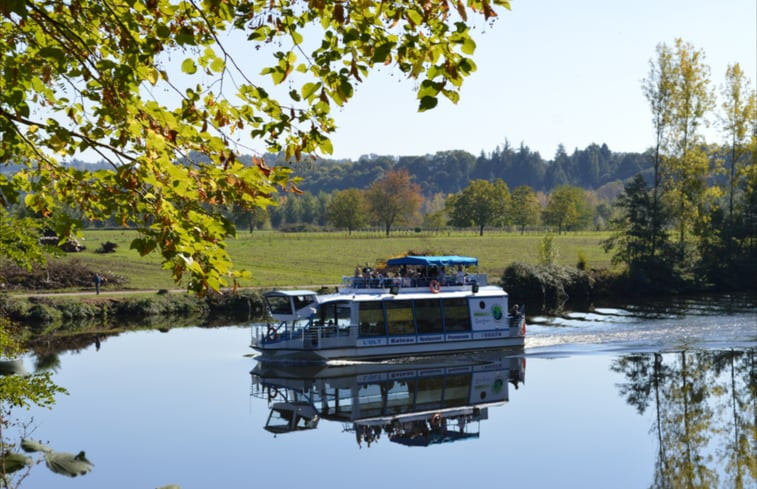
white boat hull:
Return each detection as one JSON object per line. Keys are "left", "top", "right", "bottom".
{"left": 251, "top": 329, "right": 525, "bottom": 362}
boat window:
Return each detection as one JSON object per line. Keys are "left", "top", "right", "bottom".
{"left": 385, "top": 301, "right": 415, "bottom": 335}
{"left": 385, "top": 380, "right": 413, "bottom": 412}
{"left": 413, "top": 299, "right": 443, "bottom": 334}
{"left": 414, "top": 376, "right": 445, "bottom": 411}
{"left": 443, "top": 374, "right": 472, "bottom": 407}
{"left": 442, "top": 298, "right": 472, "bottom": 332}
{"left": 317, "top": 301, "right": 351, "bottom": 327}
{"left": 335, "top": 302, "right": 352, "bottom": 327}
{"left": 358, "top": 302, "right": 386, "bottom": 336}
{"left": 292, "top": 295, "right": 317, "bottom": 310}
{"left": 266, "top": 295, "right": 293, "bottom": 315}
{"left": 356, "top": 384, "right": 385, "bottom": 417}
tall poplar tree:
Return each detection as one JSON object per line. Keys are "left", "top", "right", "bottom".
{"left": 719, "top": 63, "right": 756, "bottom": 219}
{"left": 642, "top": 42, "right": 676, "bottom": 260}
{"left": 666, "top": 39, "right": 715, "bottom": 251}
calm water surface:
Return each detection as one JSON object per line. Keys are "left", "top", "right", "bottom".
{"left": 15, "top": 294, "right": 757, "bottom": 489}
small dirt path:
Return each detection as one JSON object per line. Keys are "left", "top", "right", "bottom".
{"left": 7, "top": 284, "right": 337, "bottom": 299}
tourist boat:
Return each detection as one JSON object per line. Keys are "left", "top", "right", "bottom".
{"left": 250, "top": 351, "right": 526, "bottom": 445}
{"left": 250, "top": 255, "right": 526, "bottom": 363}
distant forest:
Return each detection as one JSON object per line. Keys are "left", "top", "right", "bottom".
{"left": 42, "top": 140, "right": 654, "bottom": 199}
{"left": 268, "top": 141, "right": 653, "bottom": 197}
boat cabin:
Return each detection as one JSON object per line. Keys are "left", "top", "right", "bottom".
{"left": 263, "top": 290, "right": 319, "bottom": 322}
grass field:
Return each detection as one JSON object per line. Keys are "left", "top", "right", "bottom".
{"left": 54, "top": 229, "right": 615, "bottom": 290}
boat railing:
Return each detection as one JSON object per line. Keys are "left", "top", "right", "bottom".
{"left": 341, "top": 273, "right": 487, "bottom": 290}
{"left": 251, "top": 320, "right": 357, "bottom": 349}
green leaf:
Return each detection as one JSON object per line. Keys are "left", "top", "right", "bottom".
{"left": 210, "top": 57, "right": 225, "bottom": 73}
{"left": 45, "top": 451, "right": 93, "bottom": 477}
{"left": 372, "top": 42, "right": 394, "bottom": 63}
{"left": 181, "top": 58, "right": 197, "bottom": 75}
{"left": 38, "top": 47, "right": 66, "bottom": 68}
{"left": 407, "top": 9, "right": 423, "bottom": 25}
{"left": 418, "top": 95, "right": 438, "bottom": 112}
{"left": 301, "top": 82, "right": 321, "bottom": 100}
{"left": 461, "top": 37, "right": 476, "bottom": 55}
{"left": 442, "top": 89, "right": 460, "bottom": 104}
{"left": 271, "top": 68, "right": 285, "bottom": 85}
{"left": 319, "top": 137, "right": 333, "bottom": 155}
{"left": 155, "top": 24, "right": 170, "bottom": 39}
{"left": 130, "top": 237, "right": 157, "bottom": 256}
{"left": 139, "top": 66, "right": 159, "bottom": 85}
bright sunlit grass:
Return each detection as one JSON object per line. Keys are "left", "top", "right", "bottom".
{"left": 56, "top": 229, "right": 614, "bottom": 290}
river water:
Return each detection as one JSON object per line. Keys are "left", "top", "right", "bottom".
{"left": 12, "top": 293, "right": 757, "bottom": 489}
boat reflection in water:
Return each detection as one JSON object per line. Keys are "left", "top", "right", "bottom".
{"left": 250, "top": 350, "right": 525, "bottom": 447}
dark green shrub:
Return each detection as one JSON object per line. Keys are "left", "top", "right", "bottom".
{"left": 26, "top": 303, "right": 60, "bottom": 327}
{"left": 96, "top": 241, "right": 118, "bottom": 253}
{"left": 501, "top": 262, "right": 594, "bottom": 314}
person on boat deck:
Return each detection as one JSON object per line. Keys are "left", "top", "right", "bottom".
{"left": 354, "top": 264, "right": 361, "bottom": 277}
{"left": 437, "top": 266, "right": 446, "bottom": 284}
{"left": 371, "top": 270, "right": 384, "bottom": 288}
{"left": 402, "top": 272, "right": 413, "bottom": 287}
{"left": 456, "top": 266, "right": 465, "bottom": 285}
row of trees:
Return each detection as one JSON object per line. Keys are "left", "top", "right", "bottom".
{"left": 604, "top": 39, "right": 755, "bottom": 289}
{"left": 222, "top": 169, "right": 601, "bottom": 236}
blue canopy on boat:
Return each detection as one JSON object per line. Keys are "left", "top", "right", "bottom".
{"left": 385, "top": 255, "right": 478, "bottom": 267}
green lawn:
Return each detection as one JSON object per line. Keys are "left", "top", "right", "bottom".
{"left": 57, "top": 229, "right": 615, "bottom": 290}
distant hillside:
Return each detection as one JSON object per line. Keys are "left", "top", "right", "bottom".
{"left": 281, "top": 141, "right": 653, "bottom": 196}
{"left": 4, "top": 140, "right": 653, "bottom": 197}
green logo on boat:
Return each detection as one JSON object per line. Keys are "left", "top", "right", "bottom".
{"left": 491, "top": 304, "right": 503, "bottom": 320}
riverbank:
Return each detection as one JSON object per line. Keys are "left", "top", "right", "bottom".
{"left": 1, "top": 289, "right": 269, "bottom": 340}
{"left": 500, "top": 262, "right": 756, "bottom": 315}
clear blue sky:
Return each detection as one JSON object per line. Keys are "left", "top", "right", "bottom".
{"left": 322, "top": 0, "right": 756, "bottom": 161}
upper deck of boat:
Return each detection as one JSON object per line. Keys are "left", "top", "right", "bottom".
{"left": 334, "top": 255, "right": 496, "bottom": 299}
{"left": 330, "top": 273, "right": 507, "bottom": 301}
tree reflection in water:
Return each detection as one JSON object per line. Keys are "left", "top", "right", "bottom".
{"left": 0, "top": 330, "right": 91, "bottom": 488}
{"left": 612, "top": 350, "right": 756, "bottom": 489}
